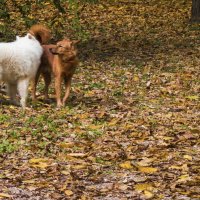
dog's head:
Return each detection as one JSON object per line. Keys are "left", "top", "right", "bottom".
{"left": 50, "top": 39, "right": 79, "bottom": 61}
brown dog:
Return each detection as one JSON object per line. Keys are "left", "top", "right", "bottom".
{"left": 32, "top": 39, "right": 79, "bottom": 107}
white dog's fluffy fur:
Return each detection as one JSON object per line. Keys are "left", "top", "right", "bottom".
{"left": 0, "top": 33, "right": 43, "bottom": 109}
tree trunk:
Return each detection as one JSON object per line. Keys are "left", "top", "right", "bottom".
{"left": 191, "top": 0, "right": 200, "bottom": 22}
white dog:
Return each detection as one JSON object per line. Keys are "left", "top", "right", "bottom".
{"left": 0, "top": 25, "right": 50, "bottom": 109}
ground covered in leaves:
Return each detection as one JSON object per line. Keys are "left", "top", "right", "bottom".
{"left": 0, "top": 0, "right": 200, "bottom": 199}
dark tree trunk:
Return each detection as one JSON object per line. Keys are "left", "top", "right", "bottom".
{"left": 191, "top": 0, "right": 200, "bottom": 22}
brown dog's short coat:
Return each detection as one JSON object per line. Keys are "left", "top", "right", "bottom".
{"left": 32, "top": 39, "right": 79, "bottom": 107}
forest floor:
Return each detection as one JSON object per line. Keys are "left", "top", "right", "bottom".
{"left": 0, "top": 0, "right": 200, "bottom": 199}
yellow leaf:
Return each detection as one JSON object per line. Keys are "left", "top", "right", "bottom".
{"left": 67, "top": 153, "right": 87, "bottom": 157}
{"left": 0, "top": 193, "right": 11, "bottom": 198}
{"left": 143, "top": 66, "right": 151, "bottom": 74}
{"left": 29, "top": 158, "right": 50, "bottom": 169}
{"left": 180, "top": 191, "right": 190, "bottom": 195}
{"left": 144, "top": 190, "right": 154, "bottom": 198}
{"left": 183, "top": 155, "right": 192, "bottom": 161}
{"left": 119, "top": 161, "right": 133, "bottom": 169}
{"left": 177, "top": 174, "right": 191, "bottom": 182}
{"left": 163, "top": 136, "right": 173, "bottom": 141}
{"left": 170, "top": 165, "right": 182, "bottom": 170}
{"left": 31, "top": 162, "right": 49, "bottom": 169}
{"left": 135, "top": 183, "right": 153, "bottom": 191}
{"left": 108, "top": 118, "right": 120, "bottom": 126}
{"left": 9, "top": 105, "right": 15, "bottom": 109}
{"left": 192, "top": 195, "right": 200, "bottom": 198}
{"left": 186, "top": 95, "right": 199, "bottom": 100}
{"left": 81, "top": 195, "right": 87, "bottom": 200}
{"left": 22, "top": 179, "right": 36, "bottom": 184}
{"left": 65, "top": 190, "right": 73, "bottom": 196}
{"left": 59, "top": 142, "right": 74, "bottom": 148}
{"left": 78, "top": 113, "right": 89, "bottom": 119}
{"left": 85, "top": 91, "right": 95, "bottom": 97}
{"left": 170, "top": 164, "right": 188, "bottom": 171}
{"left": 138, "top": 166, "right": 158, "bottom": 173}
{"left": 29, "top": 158, "right": 49, "bottom": 164}
{"left": 72, "top": 165, "right": 87, "bottom": 170}
{"left": 88, "top": 124, "right": 103, "bottom": 130}
{"left": 98, "top": 110, "right": 105, "bottom": 118}
{"left": 133, "top": 75, "right": 139, "bottom": 82}
{"left": 61, "top": 170, "right": 70, "bottom": 175}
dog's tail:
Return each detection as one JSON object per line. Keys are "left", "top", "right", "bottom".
{"left": 29, "top": 24, "right": 51, "bottom": 44}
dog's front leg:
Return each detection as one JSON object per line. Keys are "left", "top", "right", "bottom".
{"left": 17, "top": 78, "right": 29, "bottom": 109}
{"left": 55, "top": 75, "right": 62, "bottom": 108}
{"left": 63, "top": 76, "right": 72, "bottom": 106}
{"left": 7, "top": 83, "right": 18, "bottom": 105}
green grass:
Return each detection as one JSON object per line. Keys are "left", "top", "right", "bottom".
{"left": 77, "top": 129, "right": 103, "bottom": 141}
{"left": 0, "top": 114, "right": 10, "bottom": 123}
{"left": 0, "top": 139, "right": 17, "bottom": 154}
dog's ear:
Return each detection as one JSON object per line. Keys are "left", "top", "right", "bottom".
{"left": 26, "top": 33, "right": 35, "bottom": 40}
{"left": 72, "top": 40, "right": 80, "bottom": 45}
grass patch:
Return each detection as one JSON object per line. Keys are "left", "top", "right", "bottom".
{"left": 0, "top": 114, "right": 10, "bottom": 123}
{"left": 0, "top": 140, "right": 17, "bottom": 154}
{"left": 77, "top": 129, "right": 103, "bottom": 141}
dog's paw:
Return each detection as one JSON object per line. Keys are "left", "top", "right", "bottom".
{"left": 56, "top": 102, "right": 63, "bottom": 108}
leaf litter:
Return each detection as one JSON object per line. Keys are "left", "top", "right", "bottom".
{"left": 0, "top": 0, "right": 200, "bottom": 199}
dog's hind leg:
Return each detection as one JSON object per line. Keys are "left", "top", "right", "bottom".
{"left": 63, "top": 76, "right": 72, "bottom": 106}
{"left": 43, "top": 71, "right": 51, "bottom": 100}
{"left": 32, "top": 69, "right": 41, "bottom": 100}
{"left": 17, "top": 79, "right": 29, "bottom": 109}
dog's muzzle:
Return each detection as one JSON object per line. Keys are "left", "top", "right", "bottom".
{"left": 49, "top": 48, "right": 59, "bottom": 55}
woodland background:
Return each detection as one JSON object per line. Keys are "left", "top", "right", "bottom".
{"left": 0, "top": 0, "right": 200, "bottom": 199}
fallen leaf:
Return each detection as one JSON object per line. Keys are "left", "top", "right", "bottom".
{"left": 29, "top": 158, "right": 51, "bottom": 169}
{"left": 143, "top": 66, "right": 151, "bottom": 74}
{"left": 133, "top": 74, "right": 140, "bottom": 82}
{"left": 119, "top": 161, "right": 133, "bottom": 169}
{"left": 67, "top": 153, "right": 87, "bottom": 157}
{"left": 170, "top": 164, "right": 189, "bottom": 172}
{"left": 177, "top": 174, "right": 191, "bottom": 182}
{"left": 65, "top": 190, "right": 73, "bottom": 196}
{"left": 183, "top": 155, "right": 192, "bottom": 161}
{"left": 59, "top": 142, "right": 75, "bottom": 148}
{"left": 144, "top": 190, "right": 154, "bottom": 198}
{"left": 135, "top": 183, "right": 153, "bottom": 191}
{"left": 61, "top": 170, "right": 70, "bottom": 175}
{"left": 115, "top": 183, "right": 128, "bottom": 191}
{"left": 138, "top": 166, "right": 158, "bottom": 173}
{"left": 88, "top": 124, "right": 103, "bottom": 130}
{"left": 108, "top": 118, "right": 120, "bottom": 126}
{"left": 71, "top": 164, "right": 87, "bottom": 170}
{"left": 29, "top": 158, "right": 49, "bottom": 164}
{"left": 0, "top": 193, "right": 11, "bottom": 198}
{"left": 186, "top": 95, "right": 199, "bottom": 100}
{"left": 31, "top": 162, "right": 49, "bottom": 169}
{"left": 136, "top": 157, "right": 154, "bottom": 167}
{"left": 22, "top": 179, "right": 36, "bottom": 184}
